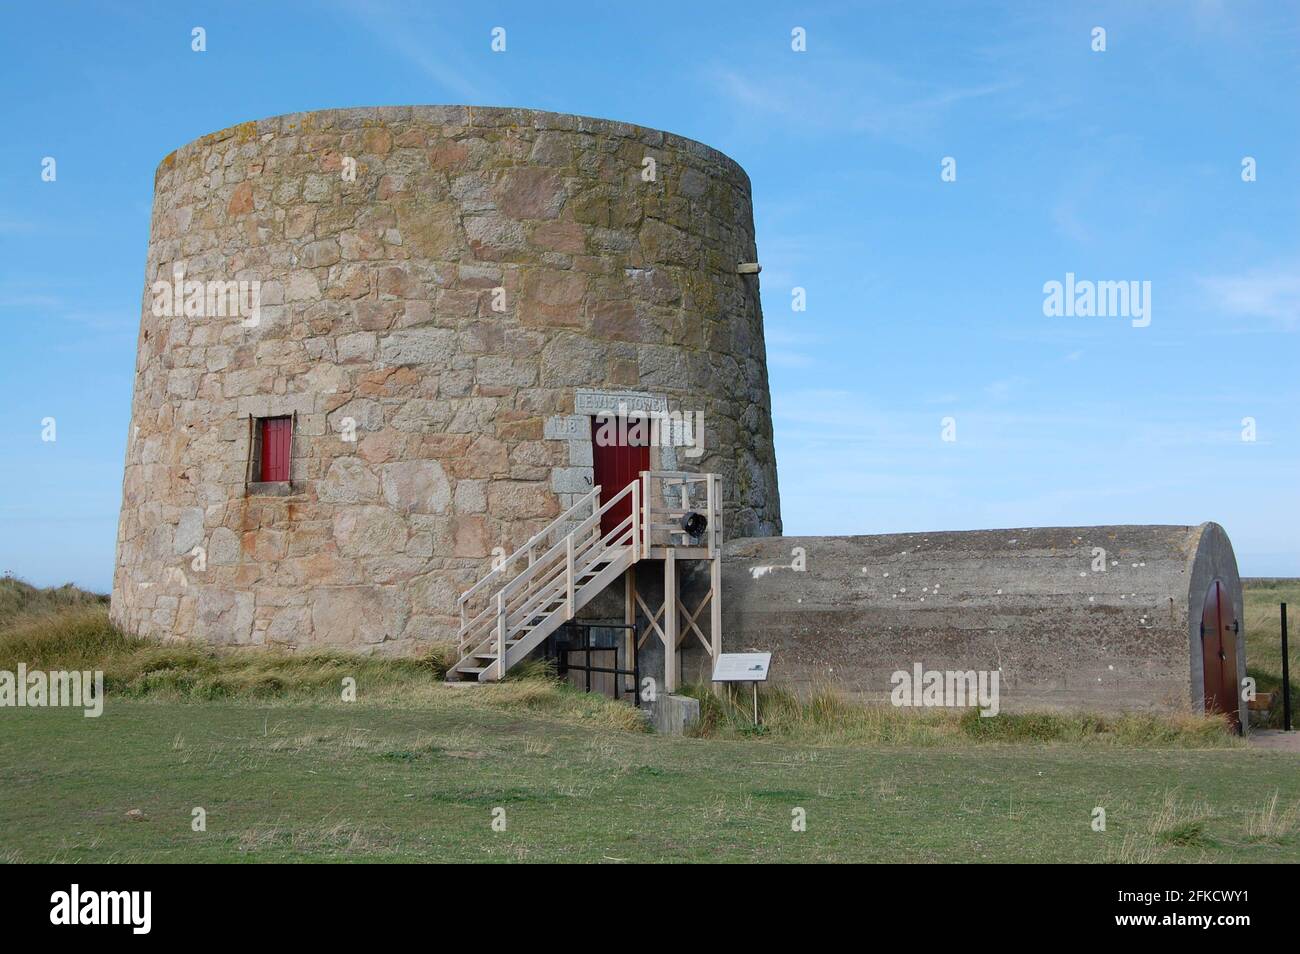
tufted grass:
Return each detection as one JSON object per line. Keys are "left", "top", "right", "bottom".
{"left": 0, "top": 575, "right": 1266, "bottom": 745}
{"left": 0, "top": 578, "right": 645, "bottom": 733}
{"left": 0, "top": 574, "right": 107, "bottom": 620}
{"left": 680, "top": 681, "right": 1240, "bottom": 748}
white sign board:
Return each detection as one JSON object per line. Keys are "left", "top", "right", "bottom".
{"left": 712, "top": 652, "right": 772, "bottom": 683}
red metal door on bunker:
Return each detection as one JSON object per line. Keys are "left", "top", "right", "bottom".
{"left": 1200, "top": 579, "right": 1240, "bottom": 730}
{"left": 591, "top": 417, "right": 649, "bottom": 539}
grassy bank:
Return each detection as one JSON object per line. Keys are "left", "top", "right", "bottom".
{"left": 1, "top": 577, "right": 1296, "bottom": 863}
{"left": 682, "top": 682, "right": 1238, "bottom": 748}
{"left": 0, "top": 577, "right": 1242, "bottom": 749}
{"left": 0, "top": 575, "right": 106, "bottom": 619}
{"left": 0, "top": 577, "right": 645, "bottom": 732}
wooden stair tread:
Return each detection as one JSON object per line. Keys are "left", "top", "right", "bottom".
{"left": 450, "top": 520, "right": 646, "bottom": 682}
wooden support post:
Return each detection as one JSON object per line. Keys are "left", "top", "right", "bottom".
{"left": 631, "top": 479, "right": 640, "bottom": 561}
{"left": 496, "top": 590, "right": 507, "bottom": 682}
{"left": 565, "top": 534, "right": 575, "bottom": 617}
{"left": 625, "top": 566, "right": 636, "bottom": 695}
{"left": 664, "top": 549, "right": 678, "bottom": 693}
{"left": 711, "top": 552, "right": 723, "bottom": 697}
{"left": 678, "top": 481, "right": 689, "bottom": 544}
{"left": 705, "top": 475, "right": 716, "bottom": 558}
{"left": 708, "top": 473, "right": 723, "bottom": 697}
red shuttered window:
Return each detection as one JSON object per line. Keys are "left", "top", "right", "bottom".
{"left": 259, "top": 416, "right": 292, "bottom": 482}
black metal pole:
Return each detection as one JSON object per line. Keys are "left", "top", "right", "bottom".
{"left": 633, "top": 627, "right": 641, "bottom": 708}
{"left": 613, "top": 637, "right": 620, "bottom": 701}
{"left": 1282, "top": 602, "right": 1292, "bottom": 732}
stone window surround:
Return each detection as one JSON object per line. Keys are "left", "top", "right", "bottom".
{"left": 545, "top": 388, "right": 684, "bottom": 511}
{"left": 242, "top": 405, "right": 303, "bottom": 496}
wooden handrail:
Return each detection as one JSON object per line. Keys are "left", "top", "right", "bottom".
{"left": 504, "top": 516, "right": 633, "bottom": 637}
{"left": 455, "top": 484, "right": 638, "bottom": 655}
{"left": 496, "top": 591, "right": 506, "bottom": 680}
{"left": 500, "top": 487, "right": 633, "bottom": 604}
{"left": 459, "top": 513, "right": 635, "bottom": 656}
{"left": 459, "top": 486, "right": 601, "bottom": 606}
{"left": 500, "top": 504, "right": 601, "bottom": 599}
{"left": 631, "top": 479, "right": 640, "bottom": 561}
{"left": 461, "top": 480, "right": 634, "bottom": 610}
{"left": 636, "top": 469, "right": 723, "bottom": 552}
{"left": 565, "top": 535, "right": 575, "bottom": 617}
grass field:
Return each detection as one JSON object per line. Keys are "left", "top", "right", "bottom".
{"left": 4, "top": 699, "right": 1298, "bottom": 863}
{"left": 1, "top": 576, "right": 1297, "bottom": 863}
{"left": 1243, "top": 578, "right": 1300, "bottom": 726}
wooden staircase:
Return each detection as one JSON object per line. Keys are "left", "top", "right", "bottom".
{"left": 448, "top": 481, "right": 644, "bottom": 682}
{"left": 448, "top": 471, "right": 723, "bottom": 684}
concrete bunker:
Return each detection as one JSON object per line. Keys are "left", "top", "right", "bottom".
{"left": 705, "top": 524, "right": 1245, "bottom": 722}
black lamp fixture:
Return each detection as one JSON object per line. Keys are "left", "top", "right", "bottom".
{"left": 681, "top": 511, "right": 708, "bottom": 538}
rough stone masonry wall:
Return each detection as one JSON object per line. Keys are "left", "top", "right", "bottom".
{"left": 110, "top": 106, "right": 781, "bottom": 653}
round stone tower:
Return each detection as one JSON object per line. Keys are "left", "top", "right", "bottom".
{"left": 110, "top": 106, "right": 781, "bottom": 652}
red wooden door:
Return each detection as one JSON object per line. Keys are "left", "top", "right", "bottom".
{"left": 260, "top": 416, "right": 292, "bottom": 482}
{"left": 1200, "top": 580, "right": 1240, "bottom": 729}
{"left": 591, "top": 417, "right": 649, "bottom": 538}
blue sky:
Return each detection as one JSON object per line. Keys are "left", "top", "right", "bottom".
{"left": 2, "top": 0, "right": 1297, "bottom": 591}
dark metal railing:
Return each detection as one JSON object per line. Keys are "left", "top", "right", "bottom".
{"left": 546, "top": 621, "right": 641, "bottom": 706}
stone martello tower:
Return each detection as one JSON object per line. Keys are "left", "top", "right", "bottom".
{"left": 110, "top": 106, "right": 781, "bottom": 653}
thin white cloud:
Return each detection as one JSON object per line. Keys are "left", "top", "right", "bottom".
{"left": 763, "top": 326, "right": 823, "bottom": 369}
{"left": 1050, "top": 198, "right": 1091, "bottom": 244}
{"left": 0, "top": 292, "right": 62, "bottom": 308}
{"left": 983, "top": 376, "right": 1028, "bottom": 400}
{"left": 709, "top": 60, "right": 1017, "bottom": 144}
{"left": 1200, "top": 262, "right": 1300, "bottom": 331}
{"left": 767, "top": 350, "right": 816, "bottom": 369}
{"left": 331, "top": 0, "right": 493, "bottom": 103}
